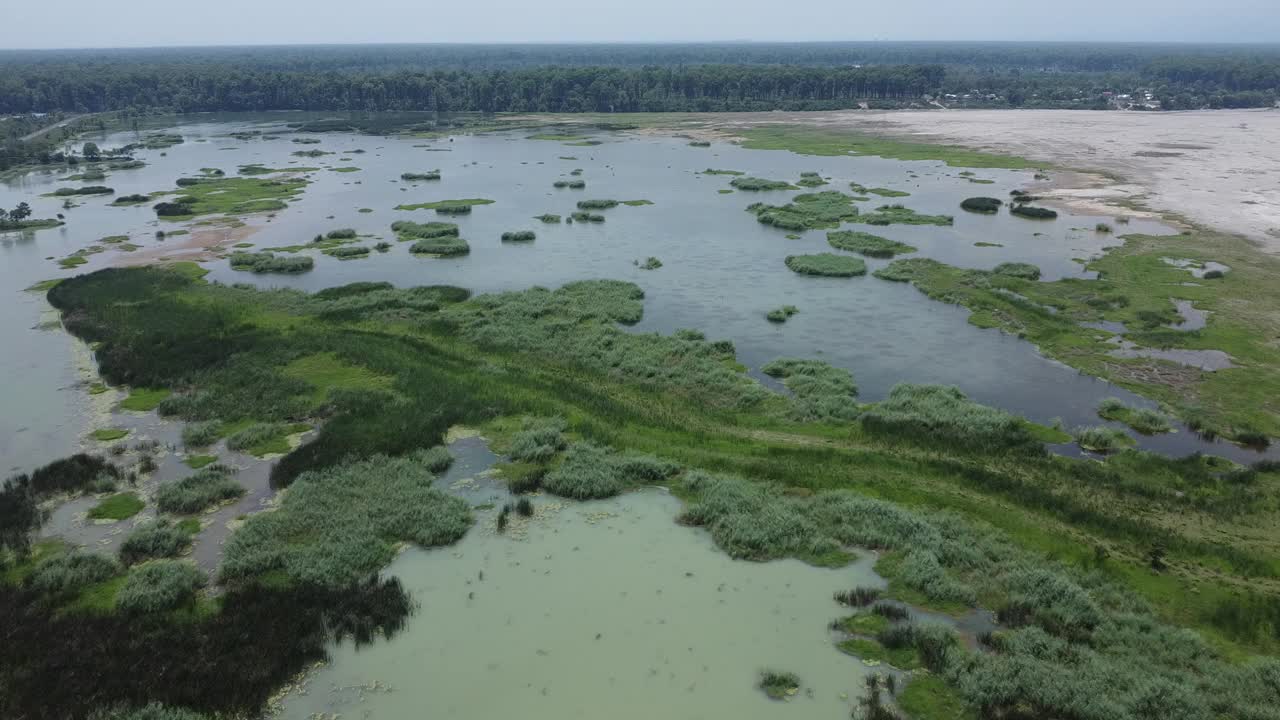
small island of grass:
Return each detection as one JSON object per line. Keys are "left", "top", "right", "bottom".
{"left": 827, "top": 231, "right": 916, "bottom": 258}
{"left": 785, "top": 253, "right": 867, "bottom": 277}
{"left": 395, "top": 198, "right": 494, "bottom": 213}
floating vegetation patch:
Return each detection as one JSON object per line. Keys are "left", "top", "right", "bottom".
{"left": 851, "top": 204, "right": 953, "bottom": 227}
{"left": 110, "top": 194, "right": 152, "bottom": 205}
{"left": 784, "top": 253, "right": 867, "bottom": 277}
{"left": 758, "top": 671, "right": 801, "bottom": 700}
{"left": 46, "top": 185, "right": 114, "bottom": 197}
{"left": 534, "top": 214, "right": 562, "bottom": 223}
{"left": 960, "top": 197, "right": 1003, "bottom": 213}
{"left": 391, "top": 220, "right": 459, "bottom": 240}
{"left": 576, "top": 199, "right": 619, "bottom": 210}
{"left": 701, "top": 168, "right": 743, "bottom": 176}
{"left": 229, "top": 252, "right": 314, "bottom": 274}
{"left": 395, "top": 198, "right": 494, "bottom": 213}
{"left": 730, "top": 176, "right": 797, "bottom": 191}
{"left": 501, "top": 231, "right": 536, "bottom": 242}
{"left": 621, "top": 199, "right": 654, "bottom": 206}
{"left": 237, "top": 165, "right": 319, "bottom": 176}
{"left": 765, "top": 305, "right": 799, "bottom": 323}
{"left": 401, "top": 171, "right": 441, "bottom": 181}
{"left": 570, "top": 211, "right": 605, "bottom": 223}
{"left": 867, "top": 187, "right": 910, "bottom": 197}
{"left": 637, "top": 256, "right": 662, "bottom": 270}
{"left": 409, "top": 237, "right": 470, "bottom": 256}
{"left": 325, "top": 245, "right": 371, "bottom": 260}
{"left": 553, "top": 179, "right": 586, "bottom": 189}
{"left": 152, "top": 177, "right": 307, "bottom": 219}
{"left": 796, "top": 171, "right": 828, "bottom": 187}
{"left": 827, "top": 231, "right": 916, "bottom": 258}
{"left": 747, "top": 190, "right": 862, "bottom": 231}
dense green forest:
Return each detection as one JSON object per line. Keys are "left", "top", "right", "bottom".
{"left": 0, "top": 42, "right": 1276, "bottom": 116}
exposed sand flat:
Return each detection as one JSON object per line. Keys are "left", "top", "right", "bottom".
{"left": 731, "top": 109, "right": 1280, "bottom": 252}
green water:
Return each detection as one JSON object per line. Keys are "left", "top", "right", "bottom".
{"left": 277, "top": 487, "right": 881, "bottom": 720}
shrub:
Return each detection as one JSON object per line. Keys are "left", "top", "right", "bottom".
{"left": 576, "top": 199, "right": 618, "bottom": 210}
{"left": 569, "top": 211, "right": 605, "bottom": 223}
{"left": 993, "top": 262, "right": 1042, "bottom": 280}
{"left": 27, "top": 551, "right": 119, "bottom": 596}
{"left": 784, "top": 253, "right": 867, "bottom": 277}
{"left": 155, "top": 464, "right": 245, "bottom": 514}
{"left": 420, "top": 446, "right": 454, "bottom": 473}
{"left": 1096, "top": 222, "right": 1113, "bottom": 233}
{"left": 1202, "top": 269, "right": 1225, "bottom": 280}
{"left": 960, "top": 197, "right": 1002, "bottom": 213}
{"left": 325, "top": 228, "right": 357, "bottom": 239}
{"left": 501, "top": 231, "right": 536, "bottom": 242}
{"left": 116, "top": 560, "right": 206, "bottom": 613}
{"left": 90, "top": 703, "right": 211, "bottom": 720}
{"left": 1010, "top": 205, "right": 1058, "bottom": 219}
{"left": 120, "top": 520, "right": 194, "bottom": 565}
{"left": 326, "top": 246, "right": 370, "bottom": 259}
{"left": 228, "top": 252, "right": 313, "bottom": 274}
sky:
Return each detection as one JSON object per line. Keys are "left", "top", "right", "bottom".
{"left": 3, "top": 0, "right": 1279, "bottom": 49}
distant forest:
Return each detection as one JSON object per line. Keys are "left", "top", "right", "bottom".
{"left": 0, "top": 42, "right": 1277, "bottom": 114}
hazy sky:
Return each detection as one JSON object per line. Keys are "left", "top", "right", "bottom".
{"left": 3, "top": 0, "right": 1278, "bottom": 49}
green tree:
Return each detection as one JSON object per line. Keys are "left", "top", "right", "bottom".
{"left": 10, "top": 202, "right": 32, "bottom": 221}
{"left": 82, "top": 142, "right": 100, "bottom": 161}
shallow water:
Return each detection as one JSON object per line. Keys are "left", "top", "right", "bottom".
{"left": 0, "top": 113, "right": 1268, "bottom": 476}
{"left": 277, "top": 485, "right": 883, "bottom": 720}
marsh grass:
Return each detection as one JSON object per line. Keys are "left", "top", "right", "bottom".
{"left": 784, "top": 253, "right": 867, "bottom": 277}
{"left": 394, "top": 198, "right": 493, "bottom": 212}
{"left": 409, "top": 237, "right": 470, "bottom": 256}
{"left": 220, "top": 452, "right": 471, "bottom": 587}
{"left": 543, "top": 442, "right": 679, "bottom": 500}
{"left": 576, "top": 199, "right": 619, "bottom": 210}
{"left": 535, "top": 214, "right": 562, "bottom": 223}
{"left": 155, "top": 465, "right": 245, "bottom": 514}
{"left": 827, "top": 231, "right": 916, "bottom": 258}
{"left": 229, "top": 252, "right": 313, "bottom": 274}
{"left": 501, "top": 231, "right": 536, "bottom": 242}
{"left": 88, "top": 493, "right": 144, "bottom": 521}
{"left": 25, "top": 550, "right": 119, "bottom": 597}
{"left": 400, "top": 171, "right": 441, "bottom": 181}
{"left": 638, "top": 257, "right": 663, "bottom": 270}
{"left": 553, "top": 180, "right": 586, "bottom": 189}
{"left": 852, "top": 204, "right": 953, "bottom": 227}
{"left": 748, "top": 190, "right": 861, "bottom": 230}
{"left": 570, "top": 211, "right": 605, "bottom": 223}
{"left": 1073, "top": 425, "right": 1136, "bottom": 453}
{"left": 758, "top": 670, "right": 800, "bottom": 700}
{"left": 182, "top": 421, "right": 221, "bottom": 448}
{"left": 761, "top": 358, "right": 859, "bottom": 421}
{"left": 115, "top": 560, "right": 206, "bottom": 613}
{"left": 992, "top": 262, "right": 1042, "bottom": 281}
{"left": 391, "top": 220, "right": 459, "bottom": 240}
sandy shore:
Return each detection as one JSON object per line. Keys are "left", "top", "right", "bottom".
{"left": 707, "top": 108, "right": 1280, "bottom": 252}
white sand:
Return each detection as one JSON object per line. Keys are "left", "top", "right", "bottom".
{"left": 728, "top": 109, "right": 1280, "bottom": 252}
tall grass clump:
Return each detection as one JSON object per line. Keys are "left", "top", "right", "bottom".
{"left": 325, "top": 228, "right": 357, "bottom": 240}
{"left": 409, "top": 236, "right": 470, "bottom": 256}
{"left": 90, "top": 703, "right": 211, "bottom": 720}
{"left": 226, "top": 422, "right": 296, "bottom": 455}
{"left": 761, "top": 358, "right": 859, "bottom": 421}
{"left": 960, "top": 197, "right": 1002, "bottom": 213}
{"left": 542, "top": 442, "right": 679, "bottom": 500}
{"left": 229, "top": 252, "right": 313, "bottom": 274}
{"left": 826, "top": 231, "right": 916, "bottom": 258}
{"left": 325, "top": 246, "right": 370, "bottom": 259}
{"left": 569, "top": 211, "right": 605, "bottom": 223}
{"left": 1073, "top": 425, "right": 1134, "bottom": 453}
{"left": 576, "top": 199, "right": 618, "bottom": 210}
{"left": 119, "top": 520, "right": 194, "bottom": 565}
{"left": 501, "top": 230, "right": 536, "bottom": 242}
{"left": 553, "top": 179, "right": 586, "bottom": 189}
{"left": 860, "top": 384, "right": 1036, "bottom": 452}
{"left": 181, "top": 421, "right": 221, "bottom": 448}
{"left": 1097, "top": 398, "right": 1174, "bottom": 435}
{"left": 116, "top": 560, "right": 206, "bottom": 613}
{"left": 535, "top": 214, "right": 562, "bottom": 223}
{"left": 785, "top": 253, "right": 867, "bottom": 277}
{"left": 419, "top": 445, "right": 453, "bottom": 473}
{"left": 400, "top": 171, "right": 441, "bottom": 181}
{"left": 390, "top": 220, "right": 459, "bottom": 240}
{"left": 220, "top": 452, "right": 471, "bottom": 587}
{"left": 155, "top": 465, "right": 245, "bottom": 514}
{"left": 766, "top": 305, "right": 799, "bottom": 323}
{"left": 748, "top": 190, "right": 861, "bottom": 230}
{"left": 26, "top": 551, "right": 120, "bottom": 596}
{"left": 758, "top": 670, "right": 801, "bottom": 700}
